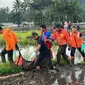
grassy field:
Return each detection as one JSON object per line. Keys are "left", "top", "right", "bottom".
{"left": 15, "top": 30, "right": 40, "bottom": 39}
{"left": 0, "top": 30, "right": 40, "bottom": 46}
{"left": 0, "top": 62, "right": 23, "bottom": 75}
{"left": 15, "top": 30, "right": 40, "bottom": 46}
{"left": 0, "top": 57, "right": 68, "bottom": 75}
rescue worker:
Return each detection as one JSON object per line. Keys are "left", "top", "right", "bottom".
{"left": 0, "top": 26, "right": 18, "bottom": 63}
{"left": 52, "top": 23, "right": 73, "bottom": 67}
{"left": 70, "top": 25, "right": 85, "bottom": 64}
{"left": 32, "top": 32, "right": 53, "bottom": 70}
{"left": 40, "top": 25, "right": 53, "bottom": 58}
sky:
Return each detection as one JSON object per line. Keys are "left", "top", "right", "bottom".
{"left": 0, "top": 0, "right": 16, "bottom": 9}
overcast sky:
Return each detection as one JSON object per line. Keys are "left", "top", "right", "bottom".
{"left": 0, "top": 0, "right": 16, "bottom": 9}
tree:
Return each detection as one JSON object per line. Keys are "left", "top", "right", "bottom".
{"left": 12, "top": 0, "right": 22, "bottom": 26}
{"left": 0, "top": 0, "right": 84, "bottom": 25}
{"left": 0, "top": 7, "right": 9, "bottom": 23}
{"left": 22, "top": 0, "right": 81, "bottom": 25}
{"left": 51, "top": 0, "right": 81, "bottom": 22}
{"left": 22, "top": 0, "right": 52, "bottom": 25}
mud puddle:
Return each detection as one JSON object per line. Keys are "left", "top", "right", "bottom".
{"left": 52, "top": 65, "right": 85, "bottom": 85}
{"left": 0, "top": 65, "right": 85, "bottom": 85}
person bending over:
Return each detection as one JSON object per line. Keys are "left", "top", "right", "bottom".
{"left": 32, "top": 32, "right": 53, "bottom": 70}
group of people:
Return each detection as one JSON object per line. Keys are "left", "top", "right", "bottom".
{"left": 64, "top": 21, "right": 72, "bottom": 30}
{"left": 0, "top": 23, "right": 84, "bottom": 71}
{"left": 32, "top": 23, "right": 85, "bottom": 70}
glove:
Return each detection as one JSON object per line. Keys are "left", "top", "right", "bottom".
{"left": 81, "top": 44, "right": 85, "bottom": 52}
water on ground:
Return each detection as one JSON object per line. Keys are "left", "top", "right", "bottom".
{"left": 0, "top": 65, "right": 85, "bottom": 85}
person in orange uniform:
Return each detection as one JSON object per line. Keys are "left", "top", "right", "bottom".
{"left": 70, "top": 25, "right": 85, "bottom": 63}
{"left": 52, "top": 23, "right": 73, "bottom": 66}
{"left": 0, "top": 26, "right": 18, "bottom": 63}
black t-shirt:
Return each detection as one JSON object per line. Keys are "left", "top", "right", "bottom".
{"left": 37, "top": 37, "right": 50, "bottom": 57}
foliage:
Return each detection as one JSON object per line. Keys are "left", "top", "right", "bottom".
{"left": 12, "top": 0, "right": 22, "bottom": 26}
{"left": 51, "top": 0, "right": 81, "bottom": 22}
{"left": 20, "top": 0, "right": 82, "bottom": 24}
{"left": 0, "top": 0, "right": 85, "bottom": 25}
{"left": 0, "top": 7, "right": 10, "bottom": 23}
{"left": 0, "top": 62, "right": 22, "bottom": 75}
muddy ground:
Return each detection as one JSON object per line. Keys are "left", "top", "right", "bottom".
{"left": 0, "top": 65, "right": 85, "bottom": 85}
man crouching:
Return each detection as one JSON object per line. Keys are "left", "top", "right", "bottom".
{"left": 32, "top": 32, "right": 53, "bottom": 70}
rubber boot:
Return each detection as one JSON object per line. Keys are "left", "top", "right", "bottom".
{"left": 66, "top": 57, "right": 74, "bottom": 67}
{"left": 55, "top": 65, "right": 61, "bottom": 72}
{"left": 68, "top": 58, "right": 74, "bottom": 67}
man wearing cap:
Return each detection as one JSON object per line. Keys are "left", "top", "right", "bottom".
{"left": 32, "top": 32, "right": 53, "bottom": 70}
{"left": 52, "top": 23, "right": 73, "bottom": 66}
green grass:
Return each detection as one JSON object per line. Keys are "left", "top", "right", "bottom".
{"left": 0, "top": 57, "right": 67, "bottom": 75}
{"left": 0, "top": 62, "right": 23, "bottom": 75}
{"left": 0, "top": 30, "right": 40, "bottom": 46}
{"left": 15, "top": 30, "right": 40, "bottom": 40}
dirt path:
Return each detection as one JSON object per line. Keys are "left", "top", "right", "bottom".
{"left": 0, "top": 65, "right": 85, "bottom": 85}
